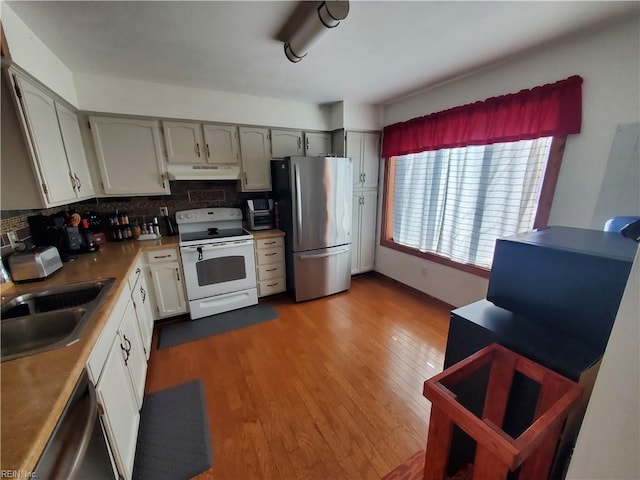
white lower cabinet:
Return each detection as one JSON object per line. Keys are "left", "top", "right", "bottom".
{"left": 95, "top": 331, "right": 140, "bottom": 480}
{"left": 147, "top": 248, "right": 188, "bottom": 319}
{"left": 254, "top": 236, "right": 286, "bottom": 297}
{"left": 351, "top": 190, "right": 378, "bottom": 274}
{"left": 87, "top": 271, "right": 149, "bottom": 480}
{"left": 129, "top": 260, "right": 154, "bottom": 359}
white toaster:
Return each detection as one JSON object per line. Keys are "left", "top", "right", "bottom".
{"left": 8, "top": 246, "right": 63, "bottom": 282}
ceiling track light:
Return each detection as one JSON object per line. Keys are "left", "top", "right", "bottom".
{"left": 284, "top": 0, "right": 349, "bottom": 63}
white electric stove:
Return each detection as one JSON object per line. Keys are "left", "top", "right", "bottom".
{"left": 176, "top": 208, "right": 257, "bottom": 319}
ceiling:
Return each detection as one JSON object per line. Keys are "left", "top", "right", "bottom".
{"left": 5, "top": 1, "right": 639, "bottom": 105}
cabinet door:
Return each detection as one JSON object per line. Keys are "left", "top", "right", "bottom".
{"left": 131, "top": 272, "right": 154, "bottom": 360}
{"left": 149, "top": 262, "right": 188, "bottom": 318}
{"left": 119, "top": 300, "right": 147, "bottom": 410}
{"left": 362, "top": 132, "right": 380, "bottom": 190}
{"left": 90, "top": 116, "right": 170, "bottom": 195}
{"left": 271, "top": 129, "right": 303, "bottom": 158}
{"left": 202, "top": 124, "right": 240, "bottom": 164}
{"left": 239, "top": 127, "right": 272, "bottom": 191}
{"left": 14, "top": 75, "right": 76, "bottom": 205}
{"left": 351, "top": 192, "right": 362, "bottom": 275}
{"left": 55, "top": 102, "right": 95, "bottom": 200}
{"left": 305, "top": 132, "right": 332, "bottom": 156}
{"left": 346, "top": 131, "right": 380, "bottom": 190}
{"left": 96, "top": 337, "right": 140, "bottom": 480}
{"left": 163, "top": 121, "right": 205, "bottom": 164}
{"left": 359, "top": 190, "right": 378, "bottom": 272}
{"left": 346, "top": 131, "right": 364, "bottom": 189}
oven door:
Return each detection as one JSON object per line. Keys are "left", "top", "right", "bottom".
{"left": 180, "top": 240, "right": 257, "bottom": 301}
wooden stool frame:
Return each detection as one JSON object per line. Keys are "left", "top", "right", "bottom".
{"left": 422, "top": 343, "right": 583, "bottom": 480}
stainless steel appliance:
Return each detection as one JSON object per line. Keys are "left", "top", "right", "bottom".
{"left": 8, "top": 246, "right": 63, "bottom": 282}
{"left": 271, "top": 156, "right": 353, "bottom": 302}
{"left": 34, "top": 370, "right": 116, "bottom": 479}
{"left": 245, "top": 199, "right": 274, "bottom": 231}
{"left": 176, "top": 208, "right": 258, "bottom": 319}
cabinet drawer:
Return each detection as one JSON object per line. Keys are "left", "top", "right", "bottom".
{"left": 256, "top": 247, "right": 284, "bottom": 265}
{"left": 146, "top": 248, "right": 179, "bottom": 264}
{"left": 255, "top": 237, "right": 284, "bottom": 249}
{"left": 257, "top": 262, "right": 284, "bottom": 281}
{"left": 258, "top": 278, "right": 286, "bottom": 297}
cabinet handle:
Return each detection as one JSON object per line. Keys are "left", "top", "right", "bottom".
{"left": 161, "top": 173, "right": 166, "bottom": 188}
{"left": 69, "top": 173, "right": 77, "bottom": 190}
{"left": 265, "top": 252, "right": 277, "bottom": 256}
{"left": 298, "top": 137, "right": 301, "bottom": 149}
{"left": 120, "top": 337, "right": 131, "bottom": 366}
{"left": 306, "top": 137, "right": 310, "bottom": 150}
{"left": 74, "top": 174, "right": 82, "bottom": 191}
{"left": 243, "top": 172, "right": 248, "bottom": 185}
{"left": 362, "top": 172, "right": 366, "bottom": 183}
{"left": 154, "top": 254, "right": 171, "bottom": 259}
{"left": 140, "top": 285, "right": 146, "bottom": 302}
{"left": 196, "top": 142, "right": 201, "bottom": 157}
{"left": 136, "top": 267, "right": 141, "bottom": 274}
{"left": 206, "top": 144, "right": 211, "bottom": 158}
{"left": 266, "top": 268, "right": 277, "bottom": 272}
{"left": 264, "top": 241, "right": 277, "bottom": 245}
{"left": 176, "top": 267, "right": 181, "bottom": 282}
{"left": 123, "top": 334, "right": 132, "bottom": 352}
{"left": 266, "top": 282, "right": 279, "bottom": 287}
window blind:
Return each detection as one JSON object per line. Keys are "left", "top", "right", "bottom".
{"left": 392, "top": 137, "right": 552, "bottom": 268}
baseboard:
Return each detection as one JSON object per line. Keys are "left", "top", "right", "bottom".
{"left": 368, "top": 271, "right": 455, "bottom": 310}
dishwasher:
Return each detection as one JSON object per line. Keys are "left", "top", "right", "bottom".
{"left": 34, "top": 369, "right": 117, "bottom": 479}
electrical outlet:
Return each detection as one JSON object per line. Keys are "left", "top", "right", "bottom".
{"left": 7, "top": 231, "right": 17, "bottom": 249}
{"left": 159, "top": 207, "right": 169, "bottom": 217}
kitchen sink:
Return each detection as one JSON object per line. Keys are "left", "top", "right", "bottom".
{"left": 1, "top": 278, "right": 115, "bottom": 362}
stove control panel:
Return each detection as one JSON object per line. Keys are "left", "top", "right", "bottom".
{"left": 175, "top": 208, "right": 243, "bottom": 224}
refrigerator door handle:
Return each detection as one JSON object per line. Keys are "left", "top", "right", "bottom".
{"left": 298, "top": 247, "right": 350, "bottom": 260}
{"left": 294, "top": 164, "right": 303, "bottom": 249}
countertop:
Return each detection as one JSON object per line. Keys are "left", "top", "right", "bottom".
{"left": 250, "top": 228, "right": 285, "bottom": 240}
{"left": 0, "top": 236, "right": 179, "bottom": 474}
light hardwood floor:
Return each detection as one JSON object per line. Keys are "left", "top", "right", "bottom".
{"left": 145, "top": 273, "right": 451, "bottom": 480}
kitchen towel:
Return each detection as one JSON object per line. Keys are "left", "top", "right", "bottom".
{"left": 132, "top": 378, "right": 213, "bottom": 480}
{"left": 157, "top": 303, "right": 279, "bottom": 350}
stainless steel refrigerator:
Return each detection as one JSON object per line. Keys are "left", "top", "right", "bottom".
{"left": 271, "top": 156, "right": 353, "bottom": 302}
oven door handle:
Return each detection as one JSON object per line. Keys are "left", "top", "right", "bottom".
{"left": 181, "top": 242, "right": 253, "bottom": 255}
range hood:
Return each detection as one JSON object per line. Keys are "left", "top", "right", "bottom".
{"left": 166, "top": 164, "right": 240, "bottom": 181}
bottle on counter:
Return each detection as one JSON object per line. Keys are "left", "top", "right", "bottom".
{"left": 152, "top": 217, "right": 161, "bottom": 236}
{"left": 133, "top": 222, "right": 141, "bottom": 239}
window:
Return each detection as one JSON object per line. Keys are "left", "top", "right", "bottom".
{"left": 381, "top": 136, "right": 565, "bottom": 276}
{"left": 380, "top": 76, "right": 582, "bottom": 277}
{"left": 390, "top": 137, "right": 553, "bottom": 270}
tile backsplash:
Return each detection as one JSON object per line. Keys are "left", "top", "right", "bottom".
{"left": 0, "top": 180, "right": 271, "bottom": 236}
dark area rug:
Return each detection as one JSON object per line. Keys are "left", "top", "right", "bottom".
{"left": 157, "top": 303, "right": 279, "bottom": 350}
{"left": 133, "top": 379, "right": 213, "bottom": 480}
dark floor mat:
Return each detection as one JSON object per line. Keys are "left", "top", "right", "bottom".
{"left": 157, "top": 303, "right": 279, "bottom": 350}
{"left": 132, "top": 379, "right": 213, "bottom": 480}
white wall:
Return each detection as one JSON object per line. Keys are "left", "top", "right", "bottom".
{"left": 1, "top": 2, "right": 78, "bottom": 106}
{"left": 377, "top": 17, "right": 640, "bottom": 307}
{"left": 566, "top": 246, "right": 640, "bottom": 479}
{"left": 74, "top": 73, "right": 332, "bottom": 131}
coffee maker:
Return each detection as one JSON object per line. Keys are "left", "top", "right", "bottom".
{"left": 28, "top": 214, "right": 97, "bottom": 260}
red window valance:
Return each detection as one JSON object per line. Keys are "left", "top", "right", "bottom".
{"left": 382, "top": 75, "right": 583, "bottom": 158}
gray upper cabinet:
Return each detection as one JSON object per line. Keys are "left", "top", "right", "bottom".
{"left": 346, "top": 131, "right": 380, "bottom": 190}
{"left": 6, "top": 72, "right": 95, "bottom": 208}
{"left": 163, "top": 121, "right": 240, "bottom": 165}
{"left": 55, "top": 102, "right": 95, "bottom": 200}
{"left": 90, "top": 116, "right": 170, "bottom": 196}
{"left": 271, "top": 129, "right": 303, "bottom": 158}
{"left": 202, "top": 124, "right": 240, "bottom": 164}
{"left": 239, "top": 126, "right": 272, "bottom": 191}
{"left": 304, "top": 132, "right": 332, "bottom": 156}
{"left": 163, "top": 121, "right": 204, "bottom": 164}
